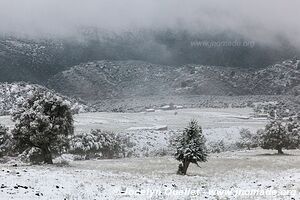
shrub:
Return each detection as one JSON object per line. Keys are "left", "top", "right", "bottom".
{"left": 285, "top": 120, "right": 300, "bottom": 149}
{"left": 207, "top": 140, "right": 226, "bottom": 153}
{"left": 18, "top": 147, "right": 44, "bottom": 164}
{"left": 0, "top": 124, "right": 11, "bottom": 157}
{"left": 236, "top": 128, "right": 259, "bottom": 150}
{"left": 69, "top": 129, "right": 132, "bottom": 159}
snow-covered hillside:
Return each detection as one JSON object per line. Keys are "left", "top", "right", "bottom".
{"left": 47, "top": 59, "right": 300, "bottom": 101}
{"left": 0, "top": 82, "right": 88, "bottom": 115}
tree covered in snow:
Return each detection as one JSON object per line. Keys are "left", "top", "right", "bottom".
{"left": 11, "top": 91, "right": 74, "bottom": 164}
{"left": 0, "top": 82, "right": 88, "bottom": 116}
{"left": 69, "top": 129, "right": 127, "bottom": 159}
{"left": 236, "top": 128, "right": 259, "bottom": 150}
{"left": 259, "top": 120, "right": 300, "bottom": 154}
{"left": 0, "top": 124, "right": 11, "bottom": 157}
{"left": 175, "top": 120, "right": 208, "bottom": 175}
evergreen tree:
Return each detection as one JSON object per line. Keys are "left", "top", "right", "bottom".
{"left": 175, "top": 120, "right": 208, "bottom": 175}
{"left": 12, "top": 91, "right": 74, "bottom": 164}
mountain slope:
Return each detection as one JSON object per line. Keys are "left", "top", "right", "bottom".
{"left": 1, "top": 32, "right": 299, "bottom": 84}
{"left": 47, "top": 59, "right": 300, "bottom": 101}
{"left": 0, "top": 37, "right": 68, "bottom": 82}
{"left": 248, "top": 59, "right": 300, "bottom": 95}
{"left": 48, "top": 60, "right": 177, "bottom": 100}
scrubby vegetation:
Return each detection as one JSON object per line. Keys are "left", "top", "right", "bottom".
{"left": 236, "top": 128, "right": 259, "bottom": 150}
{"left": 0, "top": 124, "right": 11, "bottom": 157}
{"left": 69, "top": 129, "right": 133, "bottom": 159}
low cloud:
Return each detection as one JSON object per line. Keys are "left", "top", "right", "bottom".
{"left": 0, "top": 0, "right": 299, "bottom": 47}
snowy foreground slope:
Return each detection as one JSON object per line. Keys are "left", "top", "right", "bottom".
{"left": 0, "top": 150, "right": 299, "bottom": 200}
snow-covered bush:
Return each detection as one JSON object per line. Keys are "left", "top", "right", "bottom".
{"left": 70, "top": 129, "right": 132, "bottom": 159}
{"left": 11, "top": 91, "right": 74, "bottom": 164}
{"left": 174, "top": 120, "right": 208, "bottom": 175}
{"left": 236, "top": 128, "right": 259, "bottom": 150}
{"left": 259, "top": 120, "right": 300, "bottom": 154}
{"left": 285, "top": 120, "right": 300, "bottom": 149}
{"left": 0, "top": 124, "right": 12, "bottom": 157}
{"left": 18, "top": 147, "right": 44, "bottom": 164}
{"left": 207, "top": 140, "right": 226, "bottom": 153}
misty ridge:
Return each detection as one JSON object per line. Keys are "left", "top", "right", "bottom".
{"left": 0, "top": 0, "right": 300, "bottom": 74}
{"left": 0, "top": 0, "right": 299, "bottom": 99}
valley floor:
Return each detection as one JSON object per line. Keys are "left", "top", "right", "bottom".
{"left": 0, "top": 149, "right": 299, "bottom": 200}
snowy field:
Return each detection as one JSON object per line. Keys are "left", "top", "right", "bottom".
{"left": 0, "top": 108, "right": 268, "bottom": 156}
{"left": 77, "top": 108, "right": 268, "bottom": 155}
{"left": 73, "top": 107, "right": 265, "bottom": 132}
{"left": 0, "top": 150, "right": 299, "bottom": 200}
{"left": 2, "top": 108, "right": 297, "bottom": 200}
{"left": 0, "top": 107, "right": 267, "bottom": 132}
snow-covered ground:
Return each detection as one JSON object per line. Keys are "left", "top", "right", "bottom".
{"left": 0, "top": 108, "right": 267, "bottom": 156}
{"left": 2, "top": 107, "right": 295, "bottom": 200}
{"left": 74, "top": 108, "right": 267, "bottom": 155}
{"left": 0, "top": 150, "right": 299, "bottom": 200}
{"left": 0, "top": 107, "right": 267, "bottom": 132}
{"left": 73, "top": 107, "right": 265, "bottom": 132}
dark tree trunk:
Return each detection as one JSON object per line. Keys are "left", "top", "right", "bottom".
{"left": 182, "top": 159, "right": 190, "bottom": 175}
{"left": 277, "top": 148, "right": 284, "bottom": 155}
{"left": 42, "top": 147, "right": 53, "bottom": 164}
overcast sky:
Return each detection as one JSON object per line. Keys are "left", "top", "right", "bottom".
{"left": 0, "top": 0, "right": 299, "bottom": 46}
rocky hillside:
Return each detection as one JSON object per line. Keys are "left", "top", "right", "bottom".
{"left": 47, "top": 59, "right": 300, "bottom": 101}
{"left": 0, "top": 82, "right": 88, "bottom": 115}
{"left": 1, "top": 32, "right": 299, "bottom": 84}
{"left": 248, "top": 59, "right": 300, "bottom": 95}
{"left": 48, "top": 60, "right": 178, "bottom": 100}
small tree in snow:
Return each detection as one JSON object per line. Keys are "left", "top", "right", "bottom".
{"left": 236, "top": 128, "right": 259, "bottom": 150}
{"left": 259, "top": 120, "right": 299, "bottom": 154}
{"left": 0, "top": 124, "right": 11, "bottom": 157}
{"left": 175, "top": 120, "right": 208, "bottom": 175}
{"left": 12, "top": 91, "right": 74, "bottom": 164}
